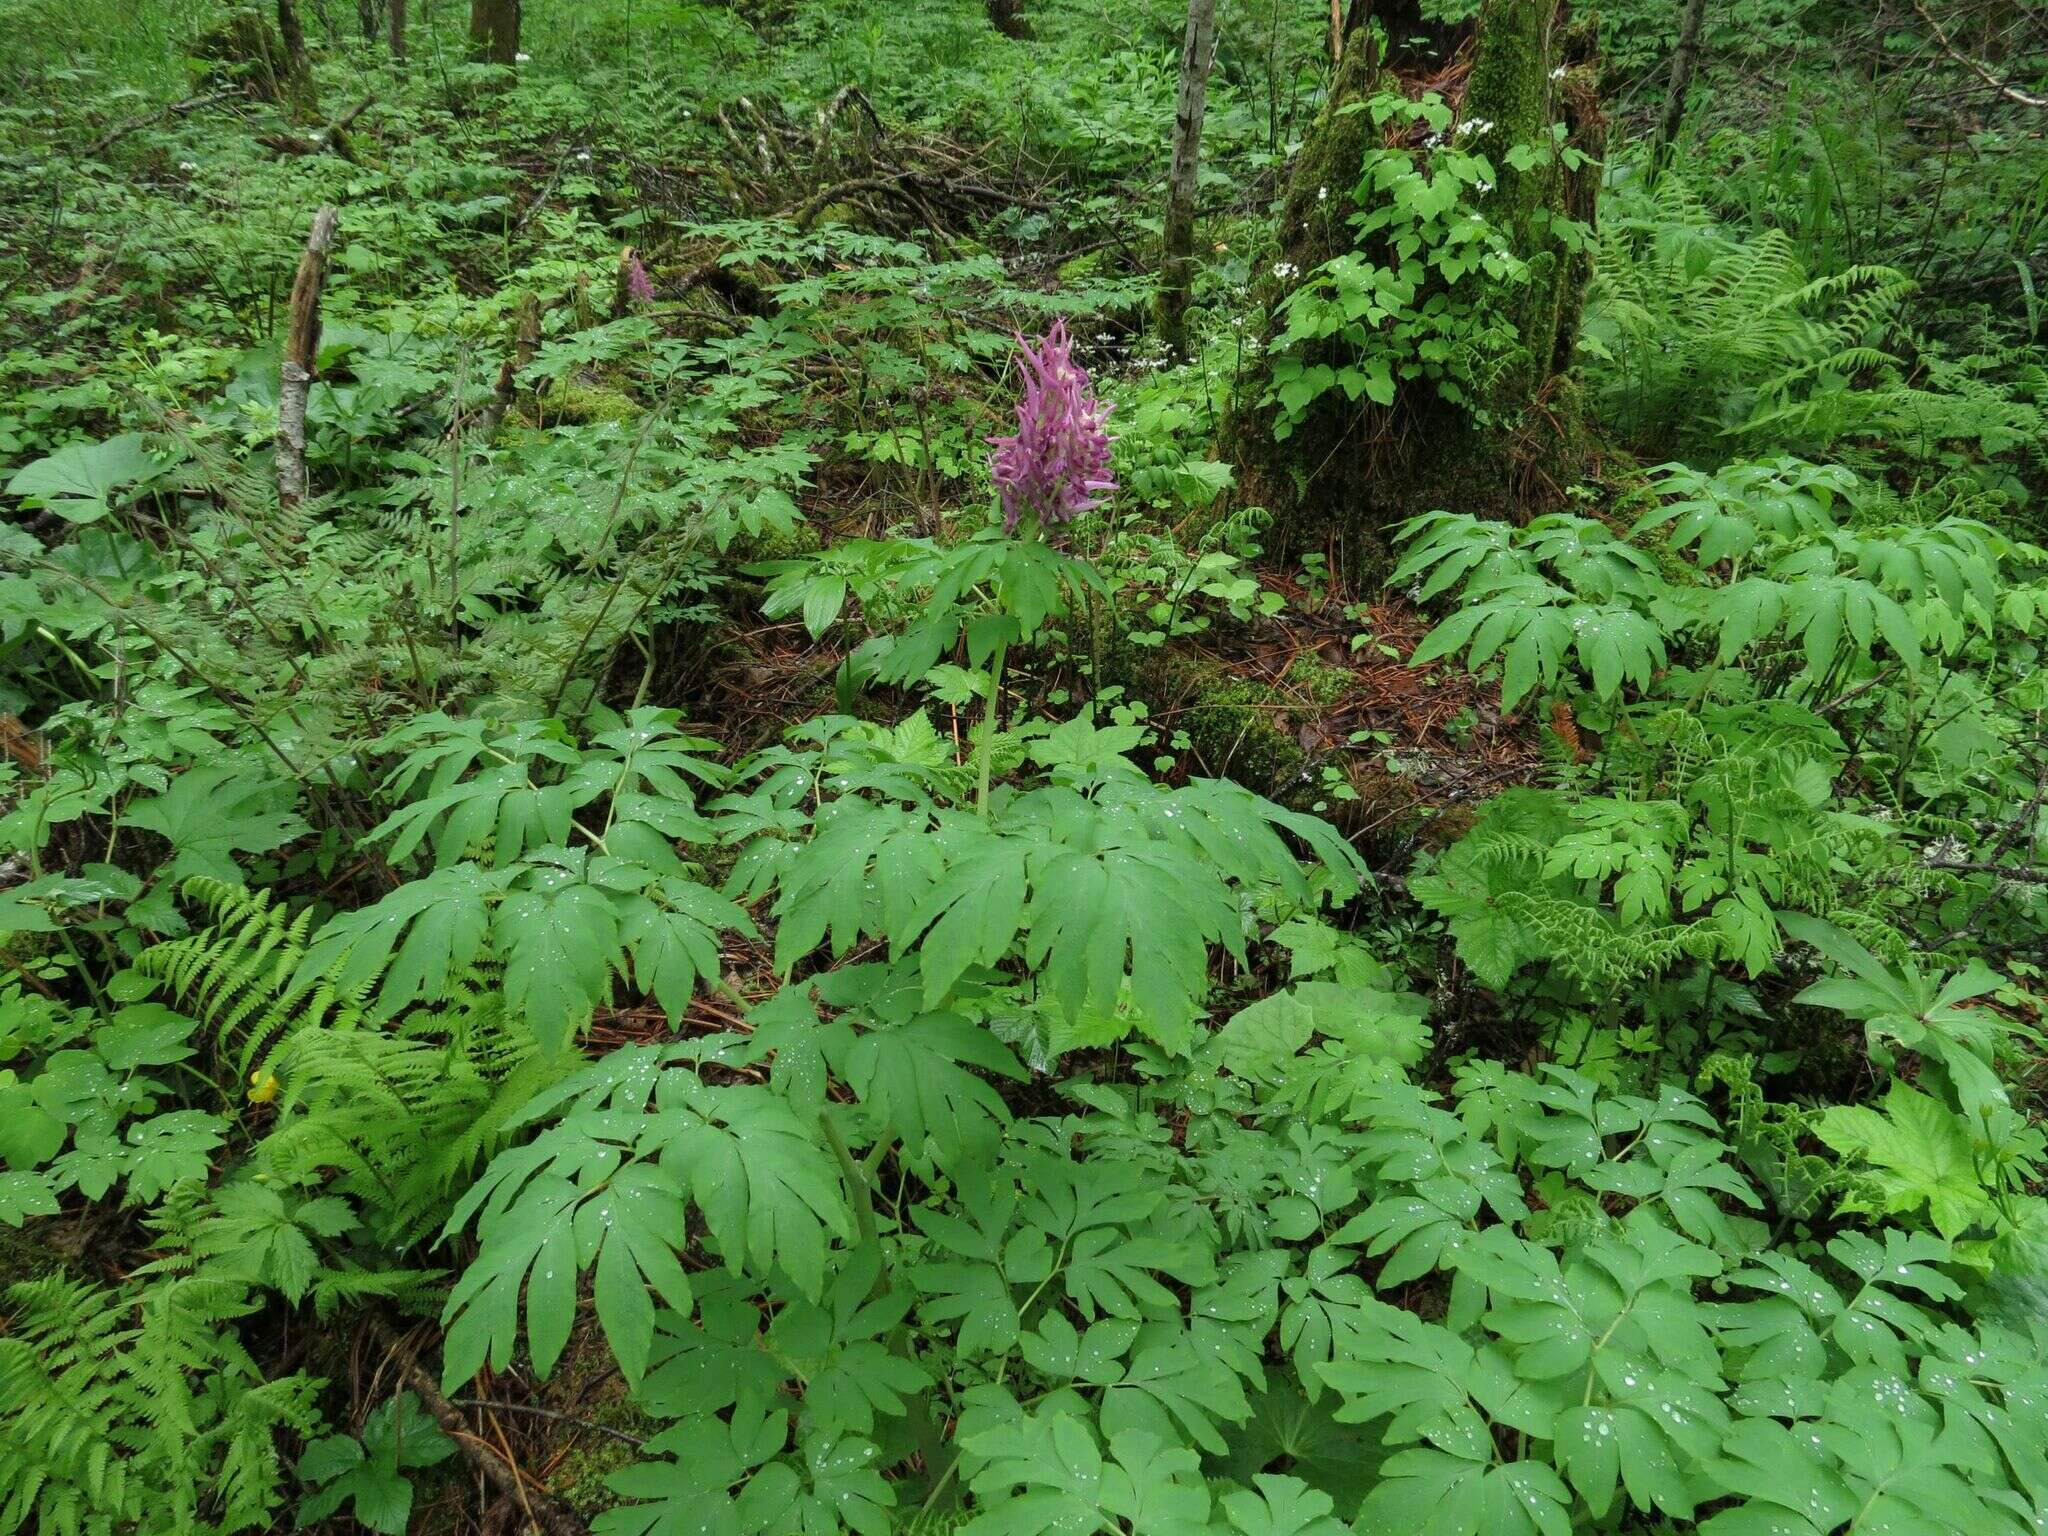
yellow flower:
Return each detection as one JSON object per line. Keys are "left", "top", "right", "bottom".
{"left": 248, "top": 1069, "right": 280, "bottom": 1104}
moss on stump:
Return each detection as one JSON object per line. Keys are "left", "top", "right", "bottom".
{"left": 1223, "top": 0, "right": 1604, "bottom": 573}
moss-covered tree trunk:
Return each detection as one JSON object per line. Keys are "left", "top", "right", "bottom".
{"left": 1225, "top": 0, "right": 1603, "bottom": 573}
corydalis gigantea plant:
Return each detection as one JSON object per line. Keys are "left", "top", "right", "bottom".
{"left": 987, "top": 319, "right": 1115, "bottom": 533}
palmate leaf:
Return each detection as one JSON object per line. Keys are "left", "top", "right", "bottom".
{"left": 593, "top": 1406, "right": 794, "bottom": 1536}
{"left": 1355, "top": 1448, "right": 1573, "bottom": 1536}
{"left": 441, "top": 1170, "right": 583, "bottom": 1386}
{"left": 963, "top": 1415, "right": 1211, "bottom": 1536}
{"left": 1390, "top": 512, "right": 1531, "bottom": 601}
{"left": 1410, "top": 579, "right": 1671, "bottom": 711}
{"left": 1814, "top": 1084, "right": 1995, "bottom": 1238}
{"left": 1099, "top": 1330, "right": 1251, "bottom": 1456}
{"left": 295, "top": 1392, "right": 457, "bottom": 1536}
{"left": 615, "top": 874, "right": 756, "bottom": 1023}
{"left": 1018, "top": 842, "right": 1233, "bottom": 1050}
{"left": 910, "top": 1171, "right": 1033, "bottom": 1358}
{"left": 127, "top": 766, "right": 309, "bottom": 883}
{"left": 6, "top": 432, "right": 159, "bottom": 522}
{"left": 443, "top": 1067, "right": 851, "bottom": 1390}
{"left": 1217, "top": 1380, "right": 1388, "bottom": 1509}
{"left": 1701, "top": 1417, "right": 1858, "bottom": 1533}
{"left": 1217, "top": 1474, "right": 1350, "bottom": 1536}
{"left": 0, "top": 1170, "right": 58, "bottom": 1226}
{"left": 769, "top": 799, "right": 935, "bottom": 971}
{"left": 497, "top": 866, "right": 620, "bottom": 1053}
{"left": 841, "top": 1011, "right": 1023, "bottom": 1171}
{"left": 658, "top": 1082, "right": 851, "bottom": 1299}
{"left": 440, "top": 1157, "right": 695, "bottom": 1390}
{"left": 1216, "top": 982, "right": 1431, "bottom": 1117}
{"left": 372, "top": 716, "right": 585, "bottom": 868}
{"left": 368, "top": 761, "right": 580, "bottom": 870}
{"left": 908, "top": 839, "right": 1030, "bottom": 1007}
{"left": 766, "top": 1251, "right": 931, "bottom": 1437}
{"left": 770, "top": 760, "right": 1361, "bottom": 1041}
{"left": 296, "top": 862, "right": 509, "bottom": 1016}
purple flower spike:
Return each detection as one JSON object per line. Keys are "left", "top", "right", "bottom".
{"left": 624, "top": 252, "right": 655, "bottom": 304}
{"left": 987, "top": 318, "right": 1116, "bottom": 533}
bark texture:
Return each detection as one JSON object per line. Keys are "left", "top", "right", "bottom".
{"left": 470, "top": 0, "right": 521, "bottom": 64}
{"left": 275, "top": 0, "right": 309, "bottom": 77}
{"left": 987, "top": 0, "right": 1032, "bottom": 40}
{"left": 277, "top": 206, "right": 338, "bottom": 509}
{"left": 1223, "top": 0, "right": 1603, "bottom": 572}
{"left": 1653, "top": 0, "right": 1710, "bottom": 169}
{"left": 1158, "top": 0, "right": 1220, "bottom": 359}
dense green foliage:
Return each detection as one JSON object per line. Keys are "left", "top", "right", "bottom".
{"left": 1, "top": 0, "right": 2044, "bottom": 1532}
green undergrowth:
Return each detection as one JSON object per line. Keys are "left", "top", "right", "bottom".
{"left": 1, "top": 2, "right": 2046, "bottom": 1535}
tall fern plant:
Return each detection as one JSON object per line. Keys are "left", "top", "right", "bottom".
{"left": 1584, "top": 173, "right": 1912, "bottom": 456}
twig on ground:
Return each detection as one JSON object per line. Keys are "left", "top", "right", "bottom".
{"left": 85, "top": 87, "right": 244, "bottom": 156}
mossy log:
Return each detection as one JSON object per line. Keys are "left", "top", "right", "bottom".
{"left": 1224, "top": 0, "right": 1604, "bottom": 574}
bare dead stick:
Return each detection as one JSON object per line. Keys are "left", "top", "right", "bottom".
{"left": 369, "top": 1316, "right": 593, "bottom": 1536}
{"left": 277, "top": 205, "right": 338, "bottom": 509}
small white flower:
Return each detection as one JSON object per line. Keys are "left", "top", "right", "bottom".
{"left": 1317, "top": 185, "right": 1329, "bottom": 202}
{"left": 177, "top": 160, "right": 198, "bottom": 172}
{"left": 1475, "top": 179, "right": 1494, "bottom": 194}
{"left": 1456, "top": 117, "right": 1494, "bottom": 139}
{"left": 1550, "top": 64, "right": 1567, "bottom": 79}
{"left": 576, "top": 150, "right": 593, "bottom": 163}
{"left": 1271, "top": 260, "right": 1299, "bottom": 281}
{"left": 515, "top": 50, "right": 531, "bottom": 61}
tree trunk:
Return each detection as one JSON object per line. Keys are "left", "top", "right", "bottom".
{"left": 357, "top": 0, "right": 378, "bottom": 42}
{"left": 1158, "top": 0, "right": 1220, "bottom": 360}
{"left": 276, "top": 0, "right": 309, "bottom": 77}
{"left": 274, "top": 0, "right": 319, "bottom": 117}
{"left": 1652, "top": 0, "right": 1709, "bottom": 172}
{"left": 1223, "top": 0, "right": 1603, "bottom": 572}
{"left": 987, "top": 0, "right": 1032, "bottom": 40}
{"left": 388, "top": 0, "right": 406, "bottom": 58}
{"left": 470, "top": 0, "right": 520, "bottom": 63}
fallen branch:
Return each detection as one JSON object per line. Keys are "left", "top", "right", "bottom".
{"left": 1910, "top": 0, "right": 2048, "bottom": 108}
{"left": 85, "top": 87, "right": 244, "bottom": 156}
{"left": 1925, "top": 858, "right": 2048, "bottom": 885}
{"left": 449, "top": 1398, "right": 647, "bottom": 1449}
{"left": 260, "top": 95, "right": 376, "bottom": 161}
{"left": 320, "top": 93, "right": 377, "bottom": 162}
{"left": 369, "top": 1317, "right": 593, "bottom": 1536}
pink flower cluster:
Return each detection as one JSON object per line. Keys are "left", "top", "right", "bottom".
{"left": 987, "top": 319, "right": 1116, "bottom": 533}
{"left": 623, "top": 251, "right": 655, "bottom": 304}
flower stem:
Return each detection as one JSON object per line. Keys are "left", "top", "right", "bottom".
{"left": 975, "top": 637, "right": 1010, "bottom": 818}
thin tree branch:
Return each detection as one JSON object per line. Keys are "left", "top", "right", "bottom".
{"left": 449, "top": 1399, "right": 646, "bottom": 1449}
{"left": 1911, "top": 0, "right": 2048, "bottom": 108}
